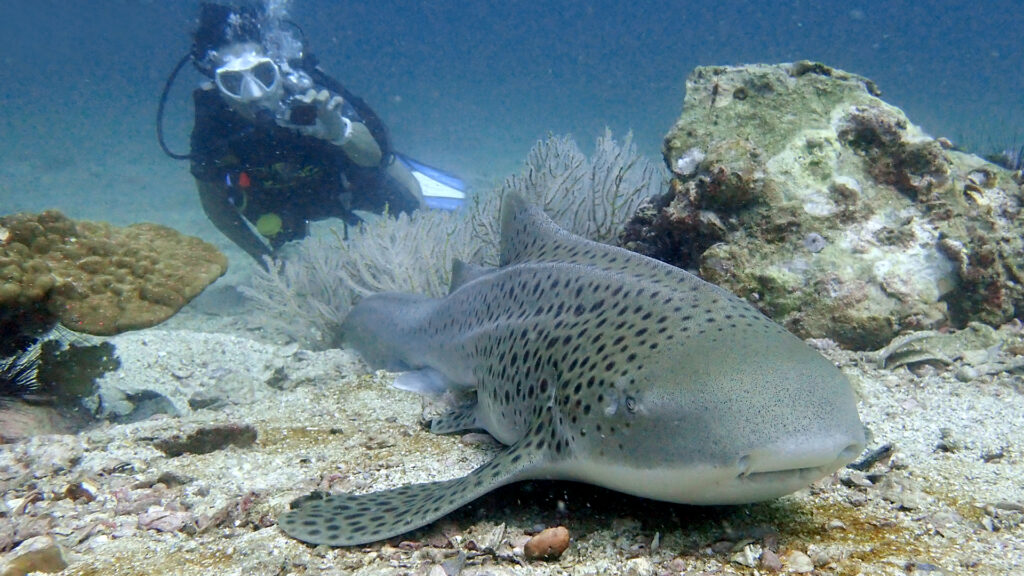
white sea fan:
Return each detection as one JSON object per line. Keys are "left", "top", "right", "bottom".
{"left": 244, "top": 131, "right": 666, "bottom": 348}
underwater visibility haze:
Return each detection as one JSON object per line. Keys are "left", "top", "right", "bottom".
{"left": 0, "top": 0, "right": 1023, "bottom": 574}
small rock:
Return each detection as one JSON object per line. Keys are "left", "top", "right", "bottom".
{"left": 465, "top": 523, "right": 506, "bottom": 554}
{"left": 954, "top": 365, "right": 978, "bottom": 382}
{"left": 523, "top": 526, "right": 570, "bottom": 561}
{"left": 151, "top": 423, "right": 257, "bottom": 457}
{"left": 187, "top": 389, "right": 225, "bottom": 411}
{"left": 710, "top": 540, "right": 734, "bottom": 555}
{"left": 929, "top": 511, "right": 964, "bottom": 537}
{"left": 729, "top": 543, "right": 761, "bottom": 567}
{"left": 841, "top": 470, "right": 874, "bottom": 487}
{"left": 760, "top": 548, "right": 783, "bottom": 572}
{"left": 665, "top": 557, "right": 687, "bottom": 573}
{"left": 62, "top": 479, "right": 99, "bottom": 503}
{"left": 935, "top": 427, "right": 963, "bottom": 453}
{"left": 153, "top": 471, "right": 193, "bottom": 488}
{"left": 980, "top": 516, "right": 996, "bottom": 531}
{"left": 138, "top": 507, "right": 195, "bottom": 533}
{"left": 781, "top": 549, "right": 814, "bottom": 573}
{"left": 806, "top": 544, "right": 833, "bottom": 566}
{"left": 880, "top": 477, "right": 928, "bottom": 510}
{"left": 459, "top": 433, "right": 498, "bottom": 447}
{"left": 826, "top": 518, "right": 847, "bottom": 530}
{"left": 1, "top": 535, "right": 68, "bottom": 576}
{"left": 362, "top": 433, "right": 395, "bottom": 450}
{"left": 439, "top": 550, "right": 466, "bottom": 576}
{"left": 993, "top": 501, "right": 1024, "bottom": 512}
{"left": 624, "top": 556, "right": 655, "bottom": 576}
{"left": 898, "top": 489, "right": 928, "bottom": 510}
{"left": 0, "top": 521, "right": 12, "bottom": 553}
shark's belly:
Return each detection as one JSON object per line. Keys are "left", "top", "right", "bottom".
{"left": 549, "top": 458, "right": 835, "bottom": 505}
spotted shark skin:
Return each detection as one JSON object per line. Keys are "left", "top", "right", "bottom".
{"left": 278, "top": 192, "right": 866, "bottom": 546}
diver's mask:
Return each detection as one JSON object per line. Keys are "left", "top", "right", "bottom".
{"left": 214, "top": 51, "right": 283, "bottom": 107}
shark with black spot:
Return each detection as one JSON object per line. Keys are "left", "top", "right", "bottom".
{"left": 278, "top": 192, "right": 866, "bottom": 546}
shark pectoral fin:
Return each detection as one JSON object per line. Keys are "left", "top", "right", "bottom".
{"left": 392, "top": 368, "right": 449, "bottom": 396}
{"left": 429, "top": 402, "right": 480, "bottom": 434}
{"left": 278, "top": 442, "right": 541, "bottom": 546}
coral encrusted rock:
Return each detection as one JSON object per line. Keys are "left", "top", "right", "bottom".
{"left": 623, "top": 61, "right": 1023, "bottom": 349}
{"left": 0, "top": 210, "right": 227, "bottom": 336}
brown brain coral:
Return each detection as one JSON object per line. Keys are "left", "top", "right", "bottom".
{"left": 0, "top": 210, "right": 227, "bottom": 336}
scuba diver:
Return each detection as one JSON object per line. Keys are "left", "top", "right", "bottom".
{"left": 158, "top": 2, "right": 463, "bottom": 265}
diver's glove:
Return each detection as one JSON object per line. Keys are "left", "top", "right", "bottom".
{"left": 287, "top": 89, "right": 382, "bottom": 167}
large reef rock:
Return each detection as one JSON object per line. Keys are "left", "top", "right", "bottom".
{"left": 0, "top": 211, "right": 227, "bottom": 337}
{"left": 623, "top": 62, "right": 1024, "bottom": 349}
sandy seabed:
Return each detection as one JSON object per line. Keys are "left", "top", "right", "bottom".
{"left": 1, "top": 292, "right": 1022, "bottom": 576}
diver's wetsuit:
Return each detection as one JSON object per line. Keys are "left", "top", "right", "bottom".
{"left": 189, "top": 83, "right": 421, "bottom": 264}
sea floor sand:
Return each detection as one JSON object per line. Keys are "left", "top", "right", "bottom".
{"left": 1, "top": 296, "right": 1022, "bottom": 575}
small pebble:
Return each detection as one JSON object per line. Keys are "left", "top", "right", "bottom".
{"left": 954, "top": 365, "right": 978, "bottom": 382}
{"left": 806, "top": 543, "right": 833, "bottom": 566}
{"left": 523, "top": 526, "right": 570, "bottom": 561}
{"left": 665, "top": 558, "right": 687, "bottom": 573}
{"left": 826, "top": 519, "right": 847, "bottom": 530}
{"left": 782, "top": 549, "right": 814, "bottom": 573}
{"left": 138, "top": 508, "right": 194, "bottom": 533}
{"left": 459, "top": 433, "right": 498, "bottom": 446}
{"left": 760, "top": 548, "right": 783, "bottom": 572}
{"left": 935, "top": 427, "right": 963, "bottom": 453}
{"left": 729, "top": 544, "right": 760, "bottom": 567}
{"left": 62, "top": 480, "right": 99, "bottom": 503}
{"left": 624, "top": 556, "right": 655, "bottom": 576}
{"left": 841, "top": 470, "right": 874, "bottom": 487}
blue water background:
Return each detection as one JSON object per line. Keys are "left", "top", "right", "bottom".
{"left": 1, "top": 0, "right": 1021, "bottom": 247}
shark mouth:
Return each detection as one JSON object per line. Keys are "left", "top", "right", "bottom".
{"left": 736, "top": 441, "right": 864, "bottom": 485}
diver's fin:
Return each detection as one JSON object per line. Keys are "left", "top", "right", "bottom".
{"left": 278, "top": 440, "right": 542, "bottom": 546}
{"left": 396, "top": 153, "right": 467, "bottom": 211}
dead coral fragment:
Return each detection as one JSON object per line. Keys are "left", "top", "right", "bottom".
{"left": 0, "top": 210, "right": 227, "bottom": 336}
{"left": 151, "top": 422, "right": 258, "bottom": 457}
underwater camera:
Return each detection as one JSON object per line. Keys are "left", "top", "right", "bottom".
{"left": 287, "top": 100, "right": 318, "bottom": 126}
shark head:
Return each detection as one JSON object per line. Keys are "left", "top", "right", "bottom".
{"left": 563, "top": 325, "right": 866, "bottom": 504}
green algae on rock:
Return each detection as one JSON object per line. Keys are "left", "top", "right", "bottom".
{"left": 624, "top": 61, "right": 1024, "bottom": 349}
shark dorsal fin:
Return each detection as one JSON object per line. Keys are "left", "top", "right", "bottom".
{"left": 448, "top": 259, "right": 495, "bottom": 293}
{"left": 498, "top": 192, "right": 572, "bottom": 267}
{"left": 498, "top": 192, "right": 710, "bottom": 293}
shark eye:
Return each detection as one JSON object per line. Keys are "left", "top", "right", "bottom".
{"left": 625, "top": 396, "right": 637, "bottom": 413}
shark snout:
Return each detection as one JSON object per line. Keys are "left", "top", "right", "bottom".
{"left": 737, "top": 434, "right": 865, "bottom": 484}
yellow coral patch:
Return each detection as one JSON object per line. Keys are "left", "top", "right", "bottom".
{"left": 0, "top": 211, "right": 227, "bottom": 335}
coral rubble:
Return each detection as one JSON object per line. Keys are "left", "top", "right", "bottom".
{"left": 624, "top": 61, "right": 1023, "bottom": 349}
